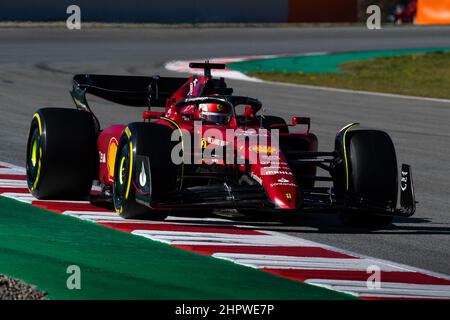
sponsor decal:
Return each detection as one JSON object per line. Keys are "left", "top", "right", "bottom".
{"left": 173, "top": 121, "right": 280, "bottom": 167}
{"left": 401, "top": 170, "right": 408, "bottom": 191}
{"left": 107, "top": 138, "right": 118, "bottom": 182}
{"left": 260, "top": 155, "right": 281, "bottom": 161}
{"left": 235, "top": 130, "right": 268, "bottom": 137}
{"left": 263, "top": 171, "right": 292, "bottom": 176}
{"left": 99, "top": 152, "right": 106, "bottom": 163}
{"left": 206, "top": 137, "right": 229, "bottom": 147}
{"left": 261, "top": 167, "right": 293, "bottom": 176}
{"left": 187, "top": 96, "right": 216, "bottom": 104}
{"left": 188, "top": 78, "right": 198, "bottom": 96}
{"left": 278, "top": 178, "right": 289, "bottom": 183}
{"left": 249, "top": 145, "right": 278, "bottom": 154}
{"left": 134, "top": 156, "right": 151, "bottom": 197}
{"left": 259, "top": 155, "right": 287, "bottom": 166}
{"left": 139, "top": 163, "right": 147, "bottom": 187}
{"left": 270, "top": 182, "right": 297, "bottom": 188}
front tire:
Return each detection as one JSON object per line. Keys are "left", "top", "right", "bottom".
{"left": 113, "top": 122, "right": 177, "bottom": 220}
{"left": 336, "top": 129, "right": 397, "bottom": 228}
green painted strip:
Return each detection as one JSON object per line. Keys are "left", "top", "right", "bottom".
{"left": 0, "top": 196, "right": 356, "bottom": 300}
{"left": 229, "top": 48, "right": 450, "bottom": 74}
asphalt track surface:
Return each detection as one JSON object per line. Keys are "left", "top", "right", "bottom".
{"left": 0, "top": 26, "right": 449, "bottom": 275}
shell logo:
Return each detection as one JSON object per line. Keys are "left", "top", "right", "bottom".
{"left": 249, "top": 145, "right": 278, "bottom": 154}
{"left": 107, "top": 138, "right": 118, "bottom": 182}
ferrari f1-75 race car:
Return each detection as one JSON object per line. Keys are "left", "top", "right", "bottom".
{"left": 26, "top": 62, "right": 416, "bottom": 227}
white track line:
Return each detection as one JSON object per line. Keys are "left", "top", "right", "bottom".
{"left": 166, "top": 216, "right": 233, "bottom": 223}
{"left": 1, "top": 192, "right": 34, "bottom": 203}
{"left": 0, "top": 161, "right": 26, "bottom": 172}
{"left": 306, "top": 279, "right": 450, "bottom": 299}
{"left": 0, "top": 179, "right": 27, "bottom": 187}
{"left": 0, "top": 168, "right": 26, "bottom": 175}
{"left": 131, "top": 230, "right": 265, "bottom": 238}
{"left": 263, "top": 230, "right": 450, "bottom": 280}
{"left": 69, "top": 214, "right": 126, "bottom": 221}
{"left": 63, "top": 211, "right": 120, "bottom": 218}
{"left": 132, "top": 230, "right": 303, "bottom": 246}
{"left": 215, "top": 255, "right": 404, "bottom": 272}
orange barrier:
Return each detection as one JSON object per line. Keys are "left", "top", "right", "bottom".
{"left": 416, "top": 0, "right": 450, "bottom": 24}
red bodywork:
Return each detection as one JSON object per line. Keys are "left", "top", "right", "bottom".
{"left": 96, "top": 74, "right": 318, "bottom": 211}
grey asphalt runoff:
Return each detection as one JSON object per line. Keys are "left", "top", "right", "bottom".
{"left": 0, "top": 26, "right": 449, "bottom": 275}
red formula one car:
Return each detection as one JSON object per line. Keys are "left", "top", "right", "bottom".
{"left": 26, "top": 62, "right": 416, "bottom": 227}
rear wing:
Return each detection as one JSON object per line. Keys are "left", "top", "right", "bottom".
{"left": 189, "top": 62, "right": 225, "bottom": 77}
{"left": 70, "top": 74, "right": 187, "bottom": 109}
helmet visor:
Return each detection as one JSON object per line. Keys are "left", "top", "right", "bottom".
{"left": 201, "top": 112, "right": 231, "bottom": 124}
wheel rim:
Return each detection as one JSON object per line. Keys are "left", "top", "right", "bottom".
{"left": 114, "top": 141, "right": 132, "bottom": 211}
{"left": 27, "top": 128, "right": 41, "bottom": 187}
{"left": 31, "top": 138, "right": 38, "bottom": 167}
{"left": 119, "top": 154, "right": 127, "bottom": 185}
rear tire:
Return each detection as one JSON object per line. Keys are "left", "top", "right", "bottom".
{"left": 113, "top": 122, "right": 177, "bottom": 220}
{"left": 336, "top": 129, "right": 397, "bottom": 228}
{"left": 26, "top": 108, "right": 98, "bottom": 199}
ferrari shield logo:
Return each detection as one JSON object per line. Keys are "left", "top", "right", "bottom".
{"left": 285, "top": 193, "right": 292, "bottom": 200}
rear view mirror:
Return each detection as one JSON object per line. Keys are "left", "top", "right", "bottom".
{"left": 292, "top": 117, "right": 310, "bottom": 133}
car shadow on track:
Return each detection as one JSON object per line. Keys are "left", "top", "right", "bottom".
{"left": 163, "top": 210, "right": 450, "bottom": 236}
{"left": 88, "top": 199, "right": 450, "bottom": 236}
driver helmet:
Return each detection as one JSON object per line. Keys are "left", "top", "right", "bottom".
{"left": 197, "top": 103, "right": 231, "bottom": 125}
